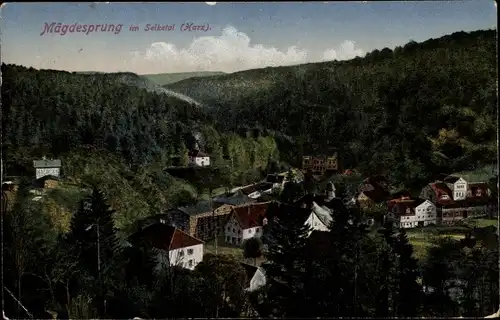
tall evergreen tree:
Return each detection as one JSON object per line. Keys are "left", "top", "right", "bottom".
{"left": 262, "top": 201, "right": 312, "bottom": 317}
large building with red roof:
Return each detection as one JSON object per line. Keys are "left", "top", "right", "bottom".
{"left": 420, "top": 175, "right": 496, "bottom": 225}
{"left": 224, "top": 202, "right": 270, "bottom": 245}
{"left": 129, "top": 223, "right": 204, "bottom": 270}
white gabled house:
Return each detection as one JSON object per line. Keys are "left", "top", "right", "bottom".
{"left": 388, "top": 198, "right": 437, "bottom": 229}
{"left": 188, "top": 150, "right": 210, "bottom": 167}
{"left": 130, "top": 224, "right": 204, "bottom": 270}
{"left": 224, "top": 202, "right": 269, "bottom": 245}
{"left": 304, "top": 202, "right": 333, "bottom": 235}
{"left": 33, "top": 157, "right": 62, "bottom": 179}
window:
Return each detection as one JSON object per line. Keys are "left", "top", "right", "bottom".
{"left": 256, "top": 227, "right": 260, "bottom": 232}
{"left": 187, "top": 249, "right": 194, "bottom": 255}
{"left": 232, "top": 228, "right": 235, "bottom": 233}
{"left": 188, "top": 259, "right": 193, "bottom": 267}
{"left": 238, "top": 229, "right": 241, "bottom": 234}
{"left": 227, "top": 226, "right": 230, "bottom": 232}
{"left": 226, "top": 236, "right": 230, "bottom": 242}
{"left": 248, "top": 229, "right": 253, "bottom": 234}
{"left": 160, "top": 219, "right": 166, "bottom": 224}
{"left": 178, "top": 250, "right": 184, "bottom": 257}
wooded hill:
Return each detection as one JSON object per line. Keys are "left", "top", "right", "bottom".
{"left": 1, "top": 64, "right": 281, "bottom": 234}
{"left": 166, "top": 29, "right": 497, "bottom": 189}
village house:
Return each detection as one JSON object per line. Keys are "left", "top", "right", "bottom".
{"left": 302, "top": 153, "right": 338, "bottom": 176}
{"left": 187, "top": 150, "right": 210, "bottom": 167}
{"left": 33, "top": 157, "right": 61, "bottom": 179}
{"left": 357, "top": 175, "right": 391, "bottom": 209}
{"left": 239, "top": 182, "right": 274, "bottom": 200}
{"left": 386, "top": 197, "right": 437, "bottom": 228}
{"left": 304, "top": 202, "right": 333, "bottom": 234}
{"left": 224, "top": 202, "right": 270, "bottom": 245}
{"left": 167, "top": 201, "right": 234, "bottom": 240}
{"left": 129, "top": 224, "right": 204, "bottom": 270}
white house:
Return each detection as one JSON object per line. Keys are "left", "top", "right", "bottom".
{"left": 33, "top": 157, "right": 61, "bottom": 179}
{"left": 132, "top": 224, "right": 204, "bottom": 270}
{"left": 452, "top": 177, "right": 468, "bottom": 201}
{"left": 389, "top": 199, "right": 437, "bottom": 229}
{"left": 245, "top": 267, "right": 267, "bottom": 292}
{"left": 304, "top": 202, "right": 333, "bottom": 235}
{"left": 224, "top": 202, "right": 269, "bottom": 245}
{"left": 188, "top": 150, "right": 210, "bottom": 167}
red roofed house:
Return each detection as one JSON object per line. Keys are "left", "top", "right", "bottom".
{"left": 188, "top": 150, "right": 210, "bottom": 167}
{"left": 224, "top": 202, "right": 270, "bottom": 245}
{"left": 420, "top": 175, "right": 495, "bottom": 225}
{"left": 357, "top": 176, "right": 391, "bottom": 209}
{"left": 386, "top": 197, "right": 437, "bottom": 229}
{"left": 130, "top": 223, "right": 204, "bottom": 270}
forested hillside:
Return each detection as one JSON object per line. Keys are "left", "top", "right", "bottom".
{"left": 1, "top": 64, "right": 281, "bottom": 233}
{"left": 167, "top": 29, "right": 497, "bottom": 188}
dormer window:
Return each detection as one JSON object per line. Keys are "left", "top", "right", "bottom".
{"left": 476, "top": 190, "right": 482, "bottom": 196}
{"left": 440, "top": 194, "right": 450, "bottom": 200}
{"left": 406, "top": 208, "right": 411, "bottom": 214}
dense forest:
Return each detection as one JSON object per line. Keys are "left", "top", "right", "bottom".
{"left": 167, "top": 29, "right": 498, "bottom": 189}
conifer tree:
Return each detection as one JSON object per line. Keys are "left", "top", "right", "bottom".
{"left": 262, "top": 201, "right": 312, "bottom": 317}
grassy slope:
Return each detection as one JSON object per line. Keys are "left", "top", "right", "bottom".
{"left": 452, "top": 164, "right": 498, "bottom": 182}
{"left": 143, "top": 71, "right": 226, "bottom": 86}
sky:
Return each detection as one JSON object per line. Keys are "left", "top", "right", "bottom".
{"left": 0, "top": 1, "right": 497, "bottom": 74}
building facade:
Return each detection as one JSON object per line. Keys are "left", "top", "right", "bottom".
{"left": 302, "top": 153, "right": 338, "bottom": 176}
{"left": 33, "top": 158, "right": 61, "bottom": 179}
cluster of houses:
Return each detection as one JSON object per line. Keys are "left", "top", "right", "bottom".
{"left": 3, "top": 156, "right": 496, "bottom": 294}
{"left": 356, "top": 174, "right": 496, "bottom": 229}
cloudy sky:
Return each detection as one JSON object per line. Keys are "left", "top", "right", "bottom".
{"left": 0, "top": 2, "right": 496, "bottom": 74}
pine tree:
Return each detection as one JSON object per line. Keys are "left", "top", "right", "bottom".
{"left": 393, "top": 229, "right": 423, "bottom": 317}
{"left": 262, "top": 201, "right": 312, "bottom": 317}
{"left": 67, "top": 187, "right": 119, "bottom": 316}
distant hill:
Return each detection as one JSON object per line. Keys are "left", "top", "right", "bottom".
{"left": 165, "top": 29, "right": 497, "bottom": 187}
{"left": 143, "top": 71, "right": 226, "bottom": 86}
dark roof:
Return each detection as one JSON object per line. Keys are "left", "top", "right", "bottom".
{"left": 363, "top": 175, "right": 389, "bottom": 188}
{"left": 130, "top": 224, "right": 203, "bottom": 250}
{"left": 443, "top": 175, "right": 461, "bottom": 184}
{"left": 178, "top": 200, "right": 213, "bottom": 216}
{"left": 267, "top": 201, "right": 311, "bottom": 222}
{"left": 390, "top": 198, "right": 427, "bottom": 216}
{"left": 188, "top": 150, "right": 209, "bottom": 157}
{"left": 240, "top": 182, "right": 273, "bottom": 196}
{"left": 233, "top": 202, "right": 270, "bottom": 229}
{"left": 360, "top": 188, "right": 390, "bottom": 203}
{"left": 33, "top": 159, "right": 61, "bottom": 168}
{"left": 213, "top": 191, "right": 256, "bottom": 206}
{"left": 430, "top": 182, "right": 453, "bottom": 197}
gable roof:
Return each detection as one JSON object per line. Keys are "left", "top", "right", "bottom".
{"left": 188, "top": 150, "right": 209, "bottom": 157}
{"left": 311, "top": 202, "right": 333, "bottom": 227}
{"left": 443, "top": 175, "right": 461, "bottom": 184}
{"left": 178, "top": 200, "right": 213, "bottom": 216}
{"left": 213, "top": 191, "right": 257, "bottom": 206}
{"left": 240, "top": 182, "right": 274, "bottom": 196}
{"left": 233, "top": 202, "right": 270, "bottom": 229}
{"left": 33, "top": 159, "right": 61, "bottom": 168}
{"left": 430, "top": 182, "right": 453, "bottom": 197}
{"left": 359, "top": 188, "right": 390, "bottom": 203}
{"left": 390, "top": 199, "right": 423, "bottom": 216}
{"left": 130, "top": 224, "right": 203, "bottom": 251}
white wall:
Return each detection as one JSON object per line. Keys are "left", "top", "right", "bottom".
{"left": 35, "top": 167, "right": 60, "bottom": 179}
{"left": 453, "top": 178, "right": 468, "bottom": 201}
{"left": 189, "top": 156, "right": 210, "bottom": 167}
{"left": 242, "top": 226, "right": 263, "bottom": 241}
{"left": 305, "top": 212, "right": 329, "bottom": 235}
{"left": 399, "top": 200, "right": 437, "bottom": 229}
{"left": 169, "top": 243, "right": 204, "bottom": 270}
